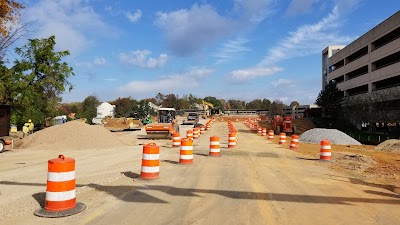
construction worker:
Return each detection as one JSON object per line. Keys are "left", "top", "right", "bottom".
{"left": 27, "top": 119, "right": 34, "bottom": 135}
{"left": 22, "top": 123, "right": 29, "bottom": 137}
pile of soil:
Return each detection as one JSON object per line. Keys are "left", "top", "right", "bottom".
{"left": 293, "top": 118, "right": 315, "bottom": 134}
{"left": 18, "top": 120, "right": 127, "bottom": 150}
{"left": 103, "top": 118, "right": 143, "bottom": 131}
{"left": 375, "top": 139, "right": 400, "bottom": 152}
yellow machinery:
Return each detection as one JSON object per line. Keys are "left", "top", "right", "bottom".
{"left": 201, "top": 100, "right": 221, "bottom": 119}
{"left": 144, "top": 108, "right": 179, "bottom": 139}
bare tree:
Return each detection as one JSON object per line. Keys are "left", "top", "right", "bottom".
{"left": 0, "top": 20, "right": 30, "bottom": 59}
{"left": 0, "top": 0, "right": 28, "bottom": 60}
{"left": 290, "top": 101, "right": 299, "bottom": 118}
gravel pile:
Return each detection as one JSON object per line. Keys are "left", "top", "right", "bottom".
{"left": 299, "top": 128, "right": 361, "bottom": 145}
{"left": 19, "top": 120, "right": 126, "bottom": 150}
{"left": 375, "top": 139, "right": 400, "bottom": 152}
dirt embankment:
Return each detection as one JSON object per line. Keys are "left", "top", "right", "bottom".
{"left": 17, "top": 120, "right": 127, "bottom": 151}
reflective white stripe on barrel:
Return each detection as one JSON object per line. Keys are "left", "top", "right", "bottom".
{"left": 141, "top": 166, "right": 160, "bottom": 173}
{"left": 180, "top": 155, "right": 194, "bottom": 160}
{"left": 320, "top": 152, "right": 332, "bottom": 157}
{"left": 142, "top": 153, "right": 160, "bottom": 160}
{"left": 180, "top": 146, "right": 193, "bottom": 150}
{"left": 47, "top": 171, "right": 75, "bottom": 182}
{"left": 320, "top": 145, "right": 331, "bottom": 150}
{"left": 46, "top": 190, "right": 76, "bottom": 201}
{"left": 210, "top": 148, "right": 220, "bottom": 152}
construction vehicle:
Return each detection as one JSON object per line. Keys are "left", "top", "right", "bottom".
{"left": 0, "top": 105, "right": 13, "bottom": 153}
{"left": 144, "top": 108, "right": 179, "bottom": 139}
{"left": 201, "top": 100, "right": 221, "bottom": 119}
{"left": 272, "top": 115, "right": 296, "bottom": 135}
{"left": 182, "top": 112, "right": 199, "bottom": 125}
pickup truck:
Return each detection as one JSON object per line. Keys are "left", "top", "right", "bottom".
{"left": 182, "top": 112, "right": 199, "bottom": 125}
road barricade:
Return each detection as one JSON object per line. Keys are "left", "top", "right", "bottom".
{"left": 140, "top": 143, "right": 160, "bottom": 179}
{"left": 34, "top": 154, "right": 86, "bottom": 218}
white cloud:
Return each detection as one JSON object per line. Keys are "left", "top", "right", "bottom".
{"left": 260, "top": 6, "right": 356, "bottom": 66}
{"left": 233, "top": 0, "right": 275, "bottom": 23}
{"left": 286, "top": 0, "right": 320, "bottom": 16}
{"left": 94, "top": 57, "right": 106, "bottom": 65}
{"left": 214, "top": 36, "right": 250, "bottom": 63}
{"left": 126, "top": 10, "right": 142, "bottom": 23}
{"left": 272, "top": 79, "right": 294, "bottom": 87}
{"left": 285, "top": 0, "right": 320, "bottom": 16}
{"left": 119, "top": 50, "right": 168, "bottom": 68}
{"left": 230, "top": 66, "right": 283, "bottom": 81}
{"left": 104, "top": 78, "right": 118, "bottom": 81}
{"left": 155, "top": 4, "right": 236, "bottom": 56}
{"left": 24, "top": 0, "right": 117, "bottom": 55}
{"left": 117, "top": 68, "right": 214, "bottom": 98}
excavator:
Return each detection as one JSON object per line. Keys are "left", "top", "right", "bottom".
{"left": 201, "top": 100, "right": 221, "bottom": 119}
{"left": 144, "top": 108, "right": 180, "bottom": 139}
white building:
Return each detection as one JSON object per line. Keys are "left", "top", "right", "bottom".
{"left": 282, "top": 104, "right": 319, "bottom": 117}
{"left": 96, "top": 102, "right": 116, "bottom": 118}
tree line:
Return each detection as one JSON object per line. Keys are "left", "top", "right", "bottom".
{"left": 56, "top": 94, "right": 296, "bottom": 125}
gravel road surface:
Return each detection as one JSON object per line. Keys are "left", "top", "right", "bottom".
{"left": 0, "top": 119, "right": 399, "bottom": 225}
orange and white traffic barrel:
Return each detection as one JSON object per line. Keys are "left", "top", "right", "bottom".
{"left": 200, "top": 125, "right": 205, "bottom": 134}
{"left": 206, "top": 124, "right": 211, "bottom": 130}
{"left": 228, "top": 133, "right": 236, "bottom": 148}
{"left": 290, "top": 135, "right": 299, "bottom": 150}
{"left": 187, "top": 129, "right": 193, "bottom": 140}
{"left": 193, "top": 128, "right": 199, "bottom": 139}
{"left": 268, "top": 130, "right": 274, "bottom": 140}
{"left": 258, "top": 127, "right": 262, "bottom": 135}
{"left": 180, "top": 138, "right": 194, "bottom": 164}
{"left": 262, "top": 128, "right": 267, "bottom": 136}
{"left": 140, "top": 143, "right": 160, "bottom": 179}
{"left": 209, "top": 136, "right": 221, "bottom": 156}
{"left": 279, "top": 132, "right": 286, "bottom": 144}
{"left": 172, "top": 132, "right": 181, "bottom": 148}
{"left": 34, "top": 154, "right": 86, "bottom": 218}
{"left": 320, "top": 139, "right": 332, "bottom": 161}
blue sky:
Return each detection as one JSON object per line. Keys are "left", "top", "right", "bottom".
{"left": 15, "top": 0, "right": 400, "bottom": 105}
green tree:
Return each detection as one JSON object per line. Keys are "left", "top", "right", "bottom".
{"left": 0, "top": 36, "right": 74, "bottom": 126}
{"left": 135, "top": 99, "right": 156, "bottom": 119}
{"left": 262, "top": 98, "right": 271, "bottom": 110}
{"left": 176, "top": 98, "right": 190, "bottom": 110}
{"left": 316, "top": 81, "right": 344, "bottom": 118}
{"left": 110, "top": 97, "right": 137, "bottom": 118}
{"left": 227, "top": 99, "right": 246, "bottom": 109}
{"left": 80, "top": 95, "right": 99, "bottom": 124}
{"left": 162, "top": 93, "right": 178, "bottom": 108}
{"left": 204, "top": 96, "right": 223, "bottom": 109}
{"left": 270, "top": 100, "right": 285, "bottom": 115}
{"left": 246, "top": 99, "right": 263, "bottom": 109}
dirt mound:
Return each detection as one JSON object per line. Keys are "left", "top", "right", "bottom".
{"left": 375, "top": 139, "right": 400, "bottom": 152}
{"left": 103, "top": 118, "right": 142, "bottom": 131}
{"left": 293, "top": 118, "right": 315, "bottom": 134}
{"left": 18, "top": 120, "right": 126, "bottom": 150}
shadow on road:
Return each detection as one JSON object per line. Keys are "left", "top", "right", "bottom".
{"left": 32, "top": 192, "right": 46, "bottom": 208}
{"left": 296, "top": 157, "right": 319, "bottom": 161}
{"left": 328, "top": 174, "right": 400, "bottom": 194}
{"left": 2, "top": 181, "right": 400, "bottom": 205}
{"left": 121, "top": 171, "right": 140, "bottom": 179}
{"left": 161, "top": 160, "right": 179, "bottom": 165}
